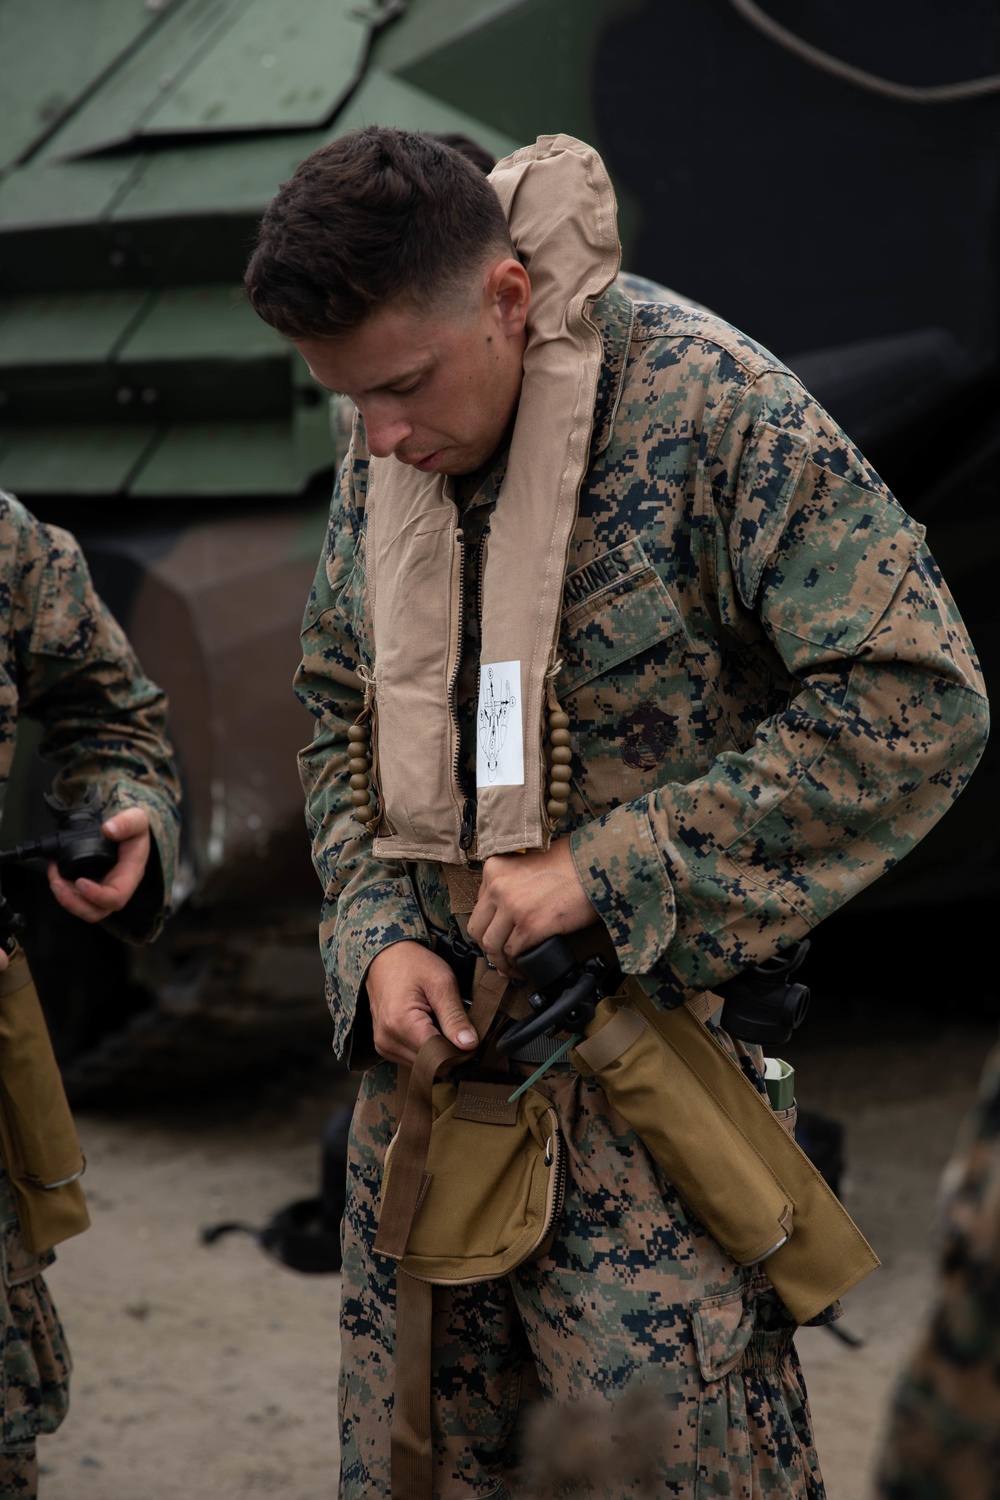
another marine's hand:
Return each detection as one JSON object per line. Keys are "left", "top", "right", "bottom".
{"left": 366, "top": 940, "right": 478, "bottom": 1066}
{"left": 47, "top": 807, "right": 151, "bottom": 923}
{"left": 467, "top": 840, "right": 598, "bottom": 979}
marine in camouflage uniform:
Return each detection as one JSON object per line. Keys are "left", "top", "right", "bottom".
{"left": 258, "top": 125, "right": 990, "bottom": 1496}
{"left": 874, "top": 1040, "right": 1000, "bottom": 1500}
{"left": 0, "top": 490, "right": 180, "bottom": 1494}
{"left": 294, "top": 278, "right": 987, "bottom": 1498}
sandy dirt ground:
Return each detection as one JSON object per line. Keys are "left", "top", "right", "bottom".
{"left": 34, "top": 1005, "right": 999, "bottom": 1500}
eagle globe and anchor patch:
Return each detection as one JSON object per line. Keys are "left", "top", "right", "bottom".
{"left": 621, "top": 704, "right": 679, "bottom": 770}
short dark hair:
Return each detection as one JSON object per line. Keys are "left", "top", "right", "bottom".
{"left": 424, "top": 132, "right": 497, "bottom": 176}
{"left": 245, "top": 125, "right": 514, "bottom": 339}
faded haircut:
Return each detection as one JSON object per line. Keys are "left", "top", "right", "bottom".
{"left": 245, "top": 125, "right": 514, "bottom": 339}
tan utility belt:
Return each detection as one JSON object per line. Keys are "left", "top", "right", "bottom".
{"left": 374, "top": 958, "right": 879, "bottom": 1499}
{"left": 0, "top": 945, "right": 89, "bottom": 1256}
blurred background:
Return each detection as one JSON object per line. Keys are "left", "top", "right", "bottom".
{"left": 0, "top": 3, "right": 998, "bottom": 1494}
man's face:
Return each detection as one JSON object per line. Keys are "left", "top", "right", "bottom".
{"left": 295, "top": 261, "right": 529, "bottom": 477}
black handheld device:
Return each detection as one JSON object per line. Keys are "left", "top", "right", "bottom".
{"left": 0, "top": 789, "right": 117, "bottom": 884}
{"left": 717, "top": 940, "right": 811, "bottom": 1046}
{"left": 495, "top": 935, "right": 615, "bottom": 1055}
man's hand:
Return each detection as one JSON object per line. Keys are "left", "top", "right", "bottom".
{"left": 467, "top": 840, "right": 598, "bottom": 978}
{"left": 366, "top": 940, "right": 479, "bottom": 1067}
{"left": 47, "top": 807, "right": 151, "bottom": 923}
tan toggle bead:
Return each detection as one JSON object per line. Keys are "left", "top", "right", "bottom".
{"left": 547, "top": 799, "right": 569, "bottom": 819}
{"left": 549, "top": 727, "right": 571, "bottom": 748}
{"left": 348, "top": 756, "right": 369, "bottom": 774}
{"left": 347, "top": 724, "right": 368, "bottom": 743}
{"left": 550, "top": 763, "right": 572, "bottom": 785}
{"left": 550, "top": 745, "right": 572, "bottom": 765}
{"left": 349, "top": 773, "right": 370, "bottom": 791}
{"left": 350, "top": 789, "right": 372, "bottom": 808}
{"left": 549, "top": 710, "right": 570, "bottom": 730}
{"left": 354, "top": 804, "right": 375, "bottom": 824}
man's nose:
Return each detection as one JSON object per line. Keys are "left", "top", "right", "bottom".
{"left": 364, "top": 410, "right": 413, "bottom": 458}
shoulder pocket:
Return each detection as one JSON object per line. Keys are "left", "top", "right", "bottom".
{"left": 733, "top": 422, "right": 924, "bottom": 656}
{"left": 758, "top": 461, "right": 923, "bottom": 655}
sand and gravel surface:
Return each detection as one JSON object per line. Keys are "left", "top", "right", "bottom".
{"left": 35, "top": 940, "right": 999, "bottom": 1500}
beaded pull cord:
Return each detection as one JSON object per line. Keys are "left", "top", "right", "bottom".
{"left": 347, "top": 722, "right": 375, "bottom": 826}
{"left": 546, "top": 707, "right": 572, "bottom": 823}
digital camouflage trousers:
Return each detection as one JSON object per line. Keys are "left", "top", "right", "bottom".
{"left": 0, "top": 1163, "right": 71, "bottom": 1498}
{"left": 338, "top": 1054, "right": 826, "bottom": 1500}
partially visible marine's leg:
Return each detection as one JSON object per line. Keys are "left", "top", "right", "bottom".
{"left": 0, "top": 1445, "right": 38, "bottom": 1496}
{"left": 0, "top": 1166, "right": 72, "bottom": 1500}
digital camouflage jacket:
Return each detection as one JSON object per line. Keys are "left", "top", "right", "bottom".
{"left": 296, "top": 286, "right": 988, "bottom": 1060}
{"left": 0, "top": 491, "right": 181, "bottom": 938}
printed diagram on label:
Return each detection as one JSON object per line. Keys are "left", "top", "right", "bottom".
{"left": 477, "top": 660, "right": 524, "bottom": 787}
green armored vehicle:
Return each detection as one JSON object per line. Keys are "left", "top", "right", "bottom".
{"left": 0, "top": 0, "right": 996, "bottom": 1097}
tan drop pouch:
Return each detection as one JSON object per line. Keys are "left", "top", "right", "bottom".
{"left": 0, "top": 947, "right": 90, "bottom": 1255}
{"left": 380, "top": 1077, "right": 563, "bottom": 1282}
{"left": 571, "top": 983, "right": 878, "bottom": 1325}
{"left": 375, "top": 1036, "right": 566, "bottom": 1500}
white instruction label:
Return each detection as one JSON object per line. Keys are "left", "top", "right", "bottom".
{"left": 476, "top": 660, "right": 523, "bottom": 787}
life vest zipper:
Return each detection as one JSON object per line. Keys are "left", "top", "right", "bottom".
{"left": 448, "top": 528, "right": 475, "bottom": 858}
{"left": 460, "top": 523, "right": 491, "bottom": 853}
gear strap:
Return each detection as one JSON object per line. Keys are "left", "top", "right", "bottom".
{"left": 381, "top": 866, "right": 518, "bottom": 1499}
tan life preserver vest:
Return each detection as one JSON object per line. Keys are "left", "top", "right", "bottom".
{"left": 363, "top": 134, "right": 620, "bottom": 864}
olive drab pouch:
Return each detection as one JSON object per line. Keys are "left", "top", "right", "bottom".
{"left": 0, "top": 946, "right": 89, "bottom": 1255}
{"left": 571, "top": 983, "right": 879, "bottom": 1325}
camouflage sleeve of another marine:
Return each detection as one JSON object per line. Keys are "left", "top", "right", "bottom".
{"left": 874, "top": 1041, "right": 1000, "bottom": 1500}
{"left": 4, "top": 493, "right": 181, "bottom": 941}
{"left": 294, "top": 425, "right": 428, "bottom": 1062}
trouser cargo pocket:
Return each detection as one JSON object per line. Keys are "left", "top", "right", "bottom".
{"left": 690, "top": 1284, "right": 812, "bottom": 1499}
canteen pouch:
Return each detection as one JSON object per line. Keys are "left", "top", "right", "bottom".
{"left": 0, "top": 946, "right": 89, "bottom": 1255}
{"left": 571, "top": 985, "right": 879, "bottom": 1325}
{"left": 379, "top": 1079, "right": 563, "bottom": 1283}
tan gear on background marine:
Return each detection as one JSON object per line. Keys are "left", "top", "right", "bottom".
{"left": 0, "top": 490, "right": 180, "bottom": 1496}
{"left": 246, "top": 125, "right": 988, "bottom": 1497}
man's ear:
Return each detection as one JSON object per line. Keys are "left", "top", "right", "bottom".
{"left": 484, "top": 257, "right": 530, "bottom": 337}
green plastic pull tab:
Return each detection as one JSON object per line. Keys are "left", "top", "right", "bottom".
{"left": 507, "top": 1034, "right": 581, "bottom": 1102}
